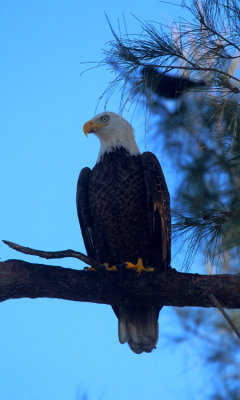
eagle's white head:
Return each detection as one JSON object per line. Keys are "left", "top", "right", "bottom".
{"left": 83, "top": 111, "right": 140, "bottom": 162}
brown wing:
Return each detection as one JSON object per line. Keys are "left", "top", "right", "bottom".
{"left": 141, "top": 152, "right": 171, "bottom": 270}
{"left": 76, "top": 167, "right": 96, "bottom": 260}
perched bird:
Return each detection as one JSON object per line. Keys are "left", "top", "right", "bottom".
{"left": 77, "top": 111, "right": 171, "bottom": 354}
{"left": 141, "top": 66, "right": 206, "bottom": 99}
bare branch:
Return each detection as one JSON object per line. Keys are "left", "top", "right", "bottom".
{"left": 1, "top": 259, "right": 240, "bottom": 309}
{"left": 209, "top": 293, "right": 240, "bottom": 341}
{"left": 3, "top": 240, "right": 104, "bottom": 271}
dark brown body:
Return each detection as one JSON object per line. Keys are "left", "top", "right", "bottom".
{"left": 77, "top": 146, "right": 171, "bottom": 353}
{"left": 77, "top": 147, "right": 171, "bottom": 270}
{"left": 89, "top": 149, "right": 152, "bottom": 266}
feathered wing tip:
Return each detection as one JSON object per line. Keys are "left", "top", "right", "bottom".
{"left": 118, "top": 306, "right": 160, "bottom": 354}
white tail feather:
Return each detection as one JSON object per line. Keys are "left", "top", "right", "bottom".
{"left": 118, "top": 306, "right": 160, "bottom": 354}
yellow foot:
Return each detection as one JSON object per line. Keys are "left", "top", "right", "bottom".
{"left": 125, "top": 258, "right": 155, "bottom": 275}
{"left": 85, "top": 267, "right": 97, "bottom": 271}
{"left": 85, "top": 262, "right": 118, "bottom": 271}
{"left": 103, "top": 262, "right": 118, "bottom": 271}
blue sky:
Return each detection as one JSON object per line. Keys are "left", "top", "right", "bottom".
{"left": 0, "top": 1, "right": 210, "bottom": 399}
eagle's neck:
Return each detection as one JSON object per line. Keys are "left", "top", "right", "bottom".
{"left": 96, "top": 129, "right": 140, "bottom": 163}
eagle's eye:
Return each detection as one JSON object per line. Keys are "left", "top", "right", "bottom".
{"left": 101, "top": 115, "right": 109, "bottom": 122}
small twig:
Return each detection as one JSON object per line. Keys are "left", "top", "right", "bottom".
{"left": 199, "top": 15, "right": 240, "bottom": 53}
{"left": 209, "top": 293, "right": 240, "bottom": 341}
{"left": 2, "top": 240, "right": 104, "bottom": 271}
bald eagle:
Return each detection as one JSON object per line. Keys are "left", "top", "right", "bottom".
{"left": 77, "top": 112, "right": 171, "bottom": 354}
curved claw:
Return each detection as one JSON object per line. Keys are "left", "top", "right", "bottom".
{"left": 84, "top": 266, "right": 97, "bottom": 271}
{"left": 125, "top": 258, "right": 155, "bottom": 275}
{"left": 84, "top": 263, "right": 119, "bottom": 272}
{"left": 84, "top": 260, "right": 155, "bottom": 275}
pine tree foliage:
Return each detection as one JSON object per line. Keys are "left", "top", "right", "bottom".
{"left": 173, "top": 308, "right": 240, "bottom": 399}
{"left": 100, "top": 1, "right": 240, "bottom": 398}
{"left": 102, "top": 0, "right": 240, "bottom": 266}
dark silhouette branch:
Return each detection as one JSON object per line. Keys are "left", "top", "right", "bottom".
{"left": 1, "top": 258, "right": 240, "bottom": 309}
{"left": 2, "top": 240, "right": 240, "bottom": 317}
{"left": 3, "top": 240, "right": 104, "bottom": 270}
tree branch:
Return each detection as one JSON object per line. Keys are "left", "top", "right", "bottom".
{"left": 209, "top": 293, "right": 240, "bottom": 340}
{"left": 2, "top": 240, "right": 240, "bottom": 309}
{"left": 3, "top": 240, "right": 104, "bottom": 270}
{"left": 1, "top": 258, "right": 240, "bottom": 309}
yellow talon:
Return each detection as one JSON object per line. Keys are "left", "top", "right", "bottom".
{"left": 125, "top": 258, "right": 155, "bottom": 275}
{"left": 86, "top": 260, "right": 154, "bottom": 274}
{"left": 104, "top": 262, "right": 118, "bottom": 271}
{"left": 85, "top": 262, "right": 118, "bottom": 272}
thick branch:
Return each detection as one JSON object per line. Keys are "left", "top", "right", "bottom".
{"left": 1, "top": 259, "right": 240, "bottom": 309}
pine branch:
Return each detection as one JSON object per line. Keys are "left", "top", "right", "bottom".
{"left": 3, "top": 240, "right": 240, "bottom": 308}
{"left": 209, "top": 293, "right": 240, "bottom": 341}
{"left": 3, "top": 240, "right": 105, "bottom": 271}
{"left": 101, "top": 0, "right": 240, "bottom": 110}
{"left": 172, "top": 204, "right": 240, "bottom": 266}
{"left": 1, "top": 258, "right": 240, "bottom": 308}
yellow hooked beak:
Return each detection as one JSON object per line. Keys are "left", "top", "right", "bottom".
{"left": 83, "top": 120, "right": 107, "bottom": 137}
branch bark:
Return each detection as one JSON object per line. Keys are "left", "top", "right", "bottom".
{"left": 1, "top": 258, "right": 240, "bottom": 309}
{"left": 2, "top": 240, "right": 104, "bottom": 270}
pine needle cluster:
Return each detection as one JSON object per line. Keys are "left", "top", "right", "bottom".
{"left": 101, "top": 0, "right": 240, "bottom": 267}
{"left": 100, "top": 4, "right": 240, "bottom": 396}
